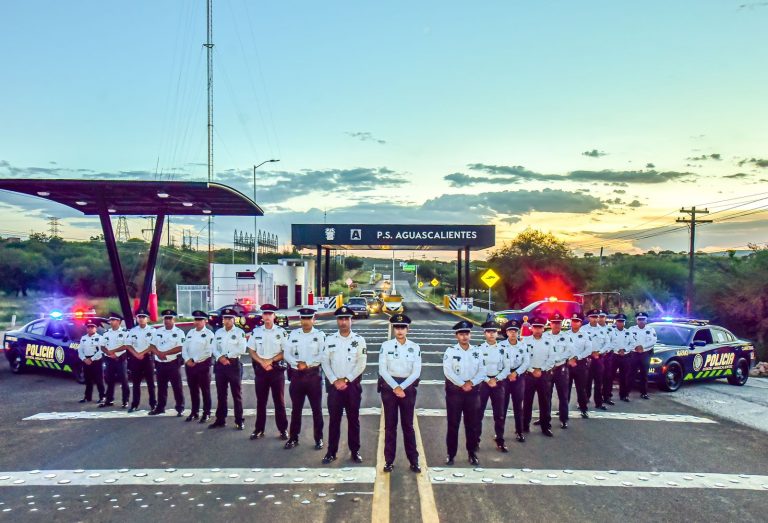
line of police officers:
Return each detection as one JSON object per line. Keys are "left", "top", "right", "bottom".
{"left": 76, "top": 304, "right": 656, "bottom": 472}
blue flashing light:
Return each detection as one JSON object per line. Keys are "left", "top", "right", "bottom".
{"left": 50, "top": 311, "right": 63, "bottom": 319}
{"left": 662, "top": 316, "right": 675, "bottom": 321}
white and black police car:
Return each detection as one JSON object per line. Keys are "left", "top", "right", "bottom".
{"left": 3, "top": 310, "right": 108, "bottom": 383}
{"left": 648, "top": 319, "right": 756, "bottom": 392}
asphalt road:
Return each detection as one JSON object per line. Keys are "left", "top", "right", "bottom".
{"left": 1, "top": 275, "right": 766, "bottom": 522}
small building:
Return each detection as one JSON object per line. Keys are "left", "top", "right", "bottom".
{"left": 209, "top": 259, "right": 315, "bottom": 310}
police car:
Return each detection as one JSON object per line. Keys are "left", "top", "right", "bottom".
{"left": 207, "top": 304, "right": 289, "bottom": 334}
{"left": 3, "top": 311, "right": 108, "bottom": 383}
{"left": 647, "top": 319, "right": 756, "bottom": 392}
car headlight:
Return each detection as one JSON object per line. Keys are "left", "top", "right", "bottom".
{"left": 649, "top": 357, "right": 662, "bottom": 365}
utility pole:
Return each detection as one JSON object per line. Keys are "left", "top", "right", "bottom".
{"left": 205, "top": 0, "right": 214, "bottom": 268}
{"left": 676, "top": 207, "right": 712, "bottom": 316}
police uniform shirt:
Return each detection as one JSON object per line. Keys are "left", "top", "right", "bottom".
{"left": 499, "top": 339, "right": 531, "bottom": 376}
{"left": 284, "top": 328, "right": 326, "bottom": 368}
{"left": 581, "top": 324, "right": 609, "bottom": 354}
{"left": 182, "top": 327, "right": 215, "bottom": 362}
{"left": 78, "top": 333, "right": 104, "bottom": 361}
{"left": 544, "top": 330, "right": 575, "bottom": 366}
{"left": 102, "top": 327, "right": 128, "bottom": 357}
{"left": 628, "top": 325, "right": 657, "bottom": 352}
{"left": 379, "top": 338, "right": 422, "bottom": 389}
{"left": 151, "top": 326, "right": 186, "bottom": 362}
{"left": 610, "top": 327, "right": 635, "bottom": 354}
{"left": 247, "top": 325, "right": 287, "bottom": 359}
{"left": 598, "top": 324, "right": 615, "bottom": 352}
{"left": 566, "top": 329, "right": 593, "bottom": 360}
{"left": 478, "top": 341, "right": 509, "bottom": 381}
{"left": 524, "top": 336, "right": 557, "bottom": 371}
{"left": 442, "top": 343, "right": 485, "bottom": 387}
{"left": 128, "top": 325, "right": 155, "bottom": 355}
{"left": 213, "top": 326, "right": 247, "bottom": 359}
{"left": 321, "top": 331, "right": 368, "bottom": 383}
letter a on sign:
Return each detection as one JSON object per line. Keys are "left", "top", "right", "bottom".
{"left": 350, "top": 229, "right": 362, "bottom": 241}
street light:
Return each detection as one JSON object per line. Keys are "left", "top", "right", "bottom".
{"left": 253, "top": 159, "right": 280, "bottom": 265}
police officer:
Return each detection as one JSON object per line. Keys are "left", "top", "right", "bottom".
{"left": 545, "top": 313, "right": 577, "bottom": 429}
{"left": 182, "top": 310, "right": 214, "bottom": 422}
{"left": 443, "top": 320, "right": 483, "bottom": 466}
{"left": 610, "top": 314, "right": 634, "bottom": 402}
{"left": 209, "top": 308, "right": 247, "bottom": 429}
{"left": 99, "top": 312, "right": 129, "bottom": 408}
{"left": 248, "top": 304, "right": 289, "bottom": 440}
{"left": 77, "top": 319, "right": 105, "bottom": 404}
{"left": 379, "top": 314, "right": 422, "bottom": 473}
{"left": 628, "top": 312, "right": 657, "bottom": 400}
{"left": 522, "top": 317, "right": 557, "bottom": 437}
{"left": 126, "top": 309, "right": 156, "bottom": 413}
{"left": 477, "top": 321, "right": 509, "bottom": 452}
{"left": 598, "top": 311, "right": 617, "bottom": 406}
{"left": 149, "top": 309, "right": 186, "bottom": 416}
{"left": 321, "top": 306, "right": 368, "bottom": 464}
{"left": 499, "top": 319, "right": 530, "bottom": 442}
{"left": 566, "top": 314, "right": 592, "bottom": 418}
{"left": 581, "top": 309, "right": 608, "bottom": 410}
{"left": 284, "top": 308, "right": 326, "bottom": 450}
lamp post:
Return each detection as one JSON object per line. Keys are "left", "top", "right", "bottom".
{"left": 253, "top": 159, "right": 279, "bottom": 265}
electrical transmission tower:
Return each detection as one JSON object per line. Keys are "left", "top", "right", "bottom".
{"left": 116, "top": 217, "right": 130, "bottom": 242}
{"left": 47, "top": 217, "right": 61, "bottom": 238}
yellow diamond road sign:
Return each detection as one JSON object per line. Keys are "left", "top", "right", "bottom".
{"left": 430, "top": 278, "right": 440, "bottom": 287}
{"left": 417, "top": 281, "right": 424, "bottom": 288}
{"left": 481, "top": 269, "right": 500, "bottom": 288}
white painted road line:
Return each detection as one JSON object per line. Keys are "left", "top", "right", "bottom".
{"left": 0, "top": 467, "right": 375, "bottom": 487}
{"left": 428, "top": 467, "right": 768, "bottom": 491}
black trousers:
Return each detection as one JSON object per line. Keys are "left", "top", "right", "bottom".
{"left": 287, "top": 367, "right": 323, "bottom": 442}
{"left": 326, "top": 379, "right": 362, "bottom": 456}
{"left": 478, "top": 380, "right": 507, "bottom": 444}
{"left": 568, "top": 358, "right": 590, "bottom": 411}
{"left": 104, "top": 355, "right": 129, "bottom": 404}
{"left": 551, "top": 364, "right": 570, "bottom": 423}
{"left": 617, "top": 353, "right": 633, "bottom": 398}
{"left": 185, "top": 359, "right": 212, "bottom": 416}
{"left": 380, "top": 379, "right": 418, "bottom": 464}
{"left": 129, "top": 356, "right": 156, "bottom": 409}
{"left": 602, "top": 352, "right": 617, "bottom": 400}
{"left": 630, "top": 350, "right": 653, "bottom": 395}
{"left": 252, "top": 364, "right": 288, "bottom": 433}
{"left": 523, "top": 371, "right": 553, "bottom": 431}
{"left": 504, "top": 376, "right": 525, "bottom": 434}
{"left": 445, "top": 381, "right": 480, "bottom": 458}
{"left": 215, "top": 359, "right": 243, "bottom": 424}
{"left": 587, "top": 355, "right": 604, "bottom": 407}
{"left": 82, "top": 359, "right": 105, "bottom": 401}
{"left": 156, "top": 358, "right": 184, "bottom": 413}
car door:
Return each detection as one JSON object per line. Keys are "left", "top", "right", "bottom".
{"left": 20, "top": 319, "right": 50, "bottom": 368}
{"left": 689, "top": 328, "right": 721, "bottom": 380}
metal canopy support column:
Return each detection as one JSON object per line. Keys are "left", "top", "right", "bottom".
{"left": 138, "top": 213, "right": 165, "bottom": 313}
{"left": 457, "top": 250, "right": 463, "bottom": 298}
{"left": 315, "top": 245, "right": 322, "bottom": 298}
{"left": 464, "top": 246, "right": 470, "bottom": 300}
{"left": 324, "top": 248, "right": 331, "bottom": 297}
{"left": 99, "top": 212, "right": 134, "bottom": 329}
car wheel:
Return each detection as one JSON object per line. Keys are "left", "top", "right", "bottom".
{"left": 727, "top": 358, "right": 749, "bottom": 386}
{"left": 9, "top": 350, "right": 25, "bottom": 374}
{"left": 660, "top": 360, "right": 683, "bottom": 392}
{"left": 73, "top": 362, "right": 86, "bottom": 384}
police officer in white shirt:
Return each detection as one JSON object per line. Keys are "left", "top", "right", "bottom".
{"left": 610, "top": 314, "right": 634, "bottom": 402}
{"left": 78, "top": 319, "right": 105, "bottom": 404}
{"left": 99, "top": 312, "right": 130, "bottom": 408}
{"left": 598, "top": 311, "right": 618, "bottom": 406}
{"left": 148, "top": 309, "right": 186, "bottom": 416}
{"left": 321, "top": 306, "right": 368, "bottom": 465}
{"left": 628, "top": 312, "right": 657, "bottom": 399}
{"left": 284, "top": 308, "right": 326, "bottom": 450}
{"left": 566, "top": 314, "right": 592, "bottom": 418}
{"left": 209, "top": 308, "right": 247, "bottom": 430}
{"left": 247, "top": 304, "right": 289, "bottom": 440}
{"left": 522, "top": 317, "right": 558, "bottom": 437}
{"left": 182, "top": 310, "right": 215, "bottom": 423}
{"left": 581, "top": 309, "right": 608, "bottom": 410}
{"left": 443, "top": 320, "right": 484, "bottom": 466}
{"left": 546, "top": 313, "right": 577, "bottom": 429}
{"left": 126, "top": 309, "right": 156, "bottom": 413}
{"left": 476, "top": 321, "right": 509, "bottom": 453}
{"left": 500, "top": 320, "right": 530, "bottom": 443}
{"left": 378, "top": 314, "right": 422, "bottom": 473}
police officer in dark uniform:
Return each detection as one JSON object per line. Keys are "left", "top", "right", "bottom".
{"left": 500, "top": 320, "right": 530, "bottom": 442}
{"left": 149, "top": 309, "right": 186, "bottom": 416}
{"left": 545, "top": 313, "right": 577, "bottom": 429}
{"left": 443, "top": 320, "right": 484, "bottom": 466}
{"left": 522, "top": 317, "right": 557, "bottom": 437}
{"left": 209, "top": 308, "right": 247, "bottom": 430}
{"left": 610, "top": 314, "right": 634, "bottom": 402}
{"left": 598, "top": 311, "right": 617, "bottom": 406}
{"left": 628, "top": 312, "right": 657, "bottom": 400}
{"left": 126, "top": 309, "right": 156, "bottom": 413}
{"left": 581, "top": 309, "right": 608, "bottom": 411}
{"left": 566, "top": 314, "right": 592, "bottom": 418}
{"left": 100, "top": 312, "right": 130, "bottom": 408}
{"left": 378, "top": 313, "right": 422, "bottom": 473}
{"left": 77, "top": 319, "right": 105, "bottom": 404}
{"left": 477, "top": 321, "right": 509, "bottom": 452}
{"left": 182, "top": 310, "right": 215, "bottom": 422}
{"left": 284, "top": 308, "right": 326, "bottom": 450}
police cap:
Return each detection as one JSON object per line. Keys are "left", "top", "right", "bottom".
{"left": 161, "top": 309, "right": 177, "bottom": 318}
{"left": 390, "top": 314, "right": 411, "bottom": 326}
{"left": 636, "top": 311, "right": 649, "bottom": 320}
{"left": 334, "top": 306, "right": 353, "bottom": 318}
{"left": 108, "top": 312, "right": 123, "bottom": 321}
{"left": 260, "top": 303, "right": 278, "bottom": 314}
{"left": 548, "top": 312, "right": 564, "bottom": 323}
{"left": 569, "top": 313, "right": 583, "bottom": 322}
{"left": 297, "top": 308, "right": 316, "bottom": 319}
{"left": 503, "top": 319, "right": 521, "bottom": 331}
{"left": 452, "top": 320, "right": 473, "bottom": 333}
{"left": 191, "top": 310, "right": 208, "bottom": 320}
{"left": 615, "top": 313, "right": 627, "bottom": 321}
{"left": 586, "top": 309, "right": 600, "bottom": 318}
{"left": 135, "top": 309, "right": 150, "bottom": 318}
{"left": 221, "top": 307, "right": 238, "bottom": 318}
{"left": 530, "top": 317, "right": 547, "bottom": 327}
{"left": 480, "top": 320, "right": 500, "bottom": 331}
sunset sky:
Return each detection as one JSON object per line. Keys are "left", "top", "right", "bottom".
{"left": 1, "top": 1, "right": 767, "bottom": 258}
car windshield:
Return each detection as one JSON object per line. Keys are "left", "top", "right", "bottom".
{"left": 653, "top": 324, "right": 693, "bottom": 346}
{"left": 348, "top": 298, "right": 366, "bottom": 305}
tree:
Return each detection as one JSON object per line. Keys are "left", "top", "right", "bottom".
{"left": 344, "top": 256, "right": 364, "bottom": 270}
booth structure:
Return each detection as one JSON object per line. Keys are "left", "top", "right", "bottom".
{"left": 291, "top": 224, "right": 496, "bottom": 297}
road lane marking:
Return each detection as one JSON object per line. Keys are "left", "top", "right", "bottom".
{"left": 428, "top": 467, "right": 768, "bottom": 490}
{"left": 371, "top": 410, "right": 389, "bottom": 523}
{"left": 413, "top": 416, "right": 439, "bottom": 522}
{"left": 0, "top": 467, "right": 376, "bottom": 487}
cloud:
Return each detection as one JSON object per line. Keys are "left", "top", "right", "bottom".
{"left": 345, "top": 131, "right": 386, "bottom": 145}
{"left": 627, "top": 200, "right": 643, "bottom": 208}
{"left": 421, "top": 189, "right": 607, "bottom": 218}
{"left": 737, "top": 157, "right": 768, "bottom": 168}
{"left": 723, "top": 173, "right": 750, "bottom": 179}
{"left": 567, "top": 169, "right": 691, "bottom": 184}
{"left": 467, "top": 163, "right": 552, "bottom": 180}
{"left": 582, "top": 149, "right": 607, "bottom": 158}
{"left": 646, "top": 163, "right": 655, "bottom": 168}
{"left": 687, "top": 153, "right": 721, "bottom": 161}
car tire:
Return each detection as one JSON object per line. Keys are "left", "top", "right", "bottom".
{"left": 727, "top": 358, "right": 749, "bottom": 386}
{"left": 660, "top": 360, "right": 683, "bottom": 392}
{"left": 9, "top": 350, "right": 25, "bottom": 374}
{"left": 73, "top": 362, "right": 86, "bottom": 384}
